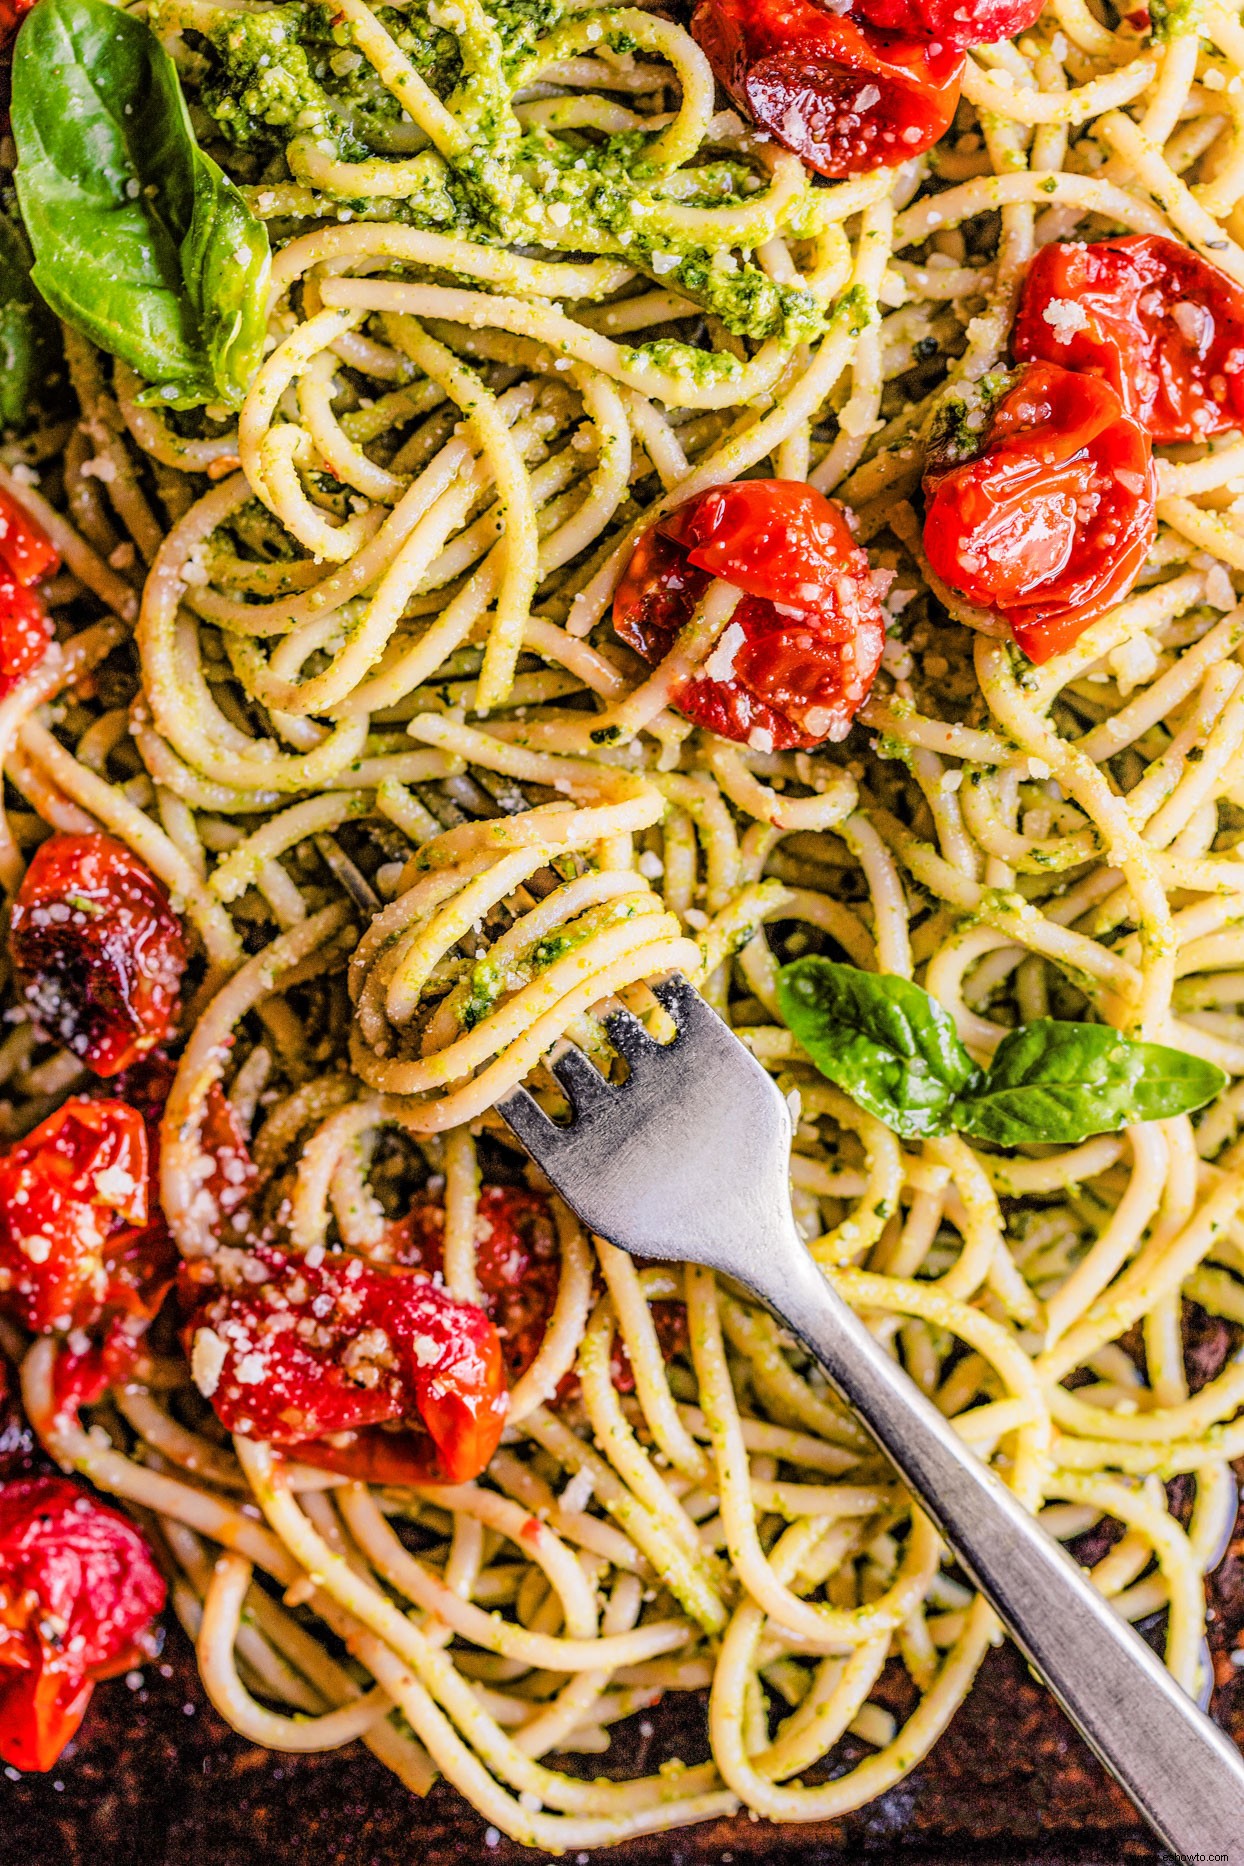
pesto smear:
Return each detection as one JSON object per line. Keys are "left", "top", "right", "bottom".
{"left": 157, "top": 0, "right": 828, "bottom": 366}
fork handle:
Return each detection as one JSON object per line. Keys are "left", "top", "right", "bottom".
{"left": 751, "top": 1240, "right": 1244, "bottom": 1859}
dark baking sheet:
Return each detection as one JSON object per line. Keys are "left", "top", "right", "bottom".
{"left": 0, "top": 1492, "right": 1238, "bottom": 1866}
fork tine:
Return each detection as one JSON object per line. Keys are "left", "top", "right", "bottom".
{"left": 604, "top": 1005, "right": 657, "bottom": 1061}
{"left": 314, "top": 833, "right": 379, "bottom": 912}
{"left": 648, "top": 972, "right": 701, "bottom": 1029}
{"left": 549, "top": 1041, "right": 613, "bottom": 1115}
{"left": 495, "top": 1084, "right": 565, "bottom": 1165}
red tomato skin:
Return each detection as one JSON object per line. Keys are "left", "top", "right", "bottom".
{"left": 0, "top": 569, "right": 52, "bottom": 698}
{"left": 852, "top": 0, "right": 1044, "bottom": 49}
{"left": 181, "top": 1244, "right": 508, "bottom": 1485}
{"left": 49, "top": 1322, "right": 145, "bottom": 1423}
{"left": 613, "top": 480, "right": 886, "bottom": 748}
{"left": 0, "top": 0, "right": 35, "bottom": 51}
{"left": 96, "top": 1047, "right": 178, "bottom": 1132}
{"left": 0, "top": 490, "right": 58, "bottom": 696}
{"left": 0, "top": 1475, "right": 165, "bottom": 1771}
{"left": 0, "top": 1099, "right": 174, "bottom": 1336}
{"left": 691, "top": 0, "right": 963, "bottom": 177}
{"left": 923, "top": 363, "right": 1156, "bottom": 663}
{"left": 388, "top": 1187, "right": 687, "bottom": 1404}
{"left": 198, "top": 1082, "right": 259, "bottom": 1243}
{"left": 0, "top": 488, "right": 58, "bottom": 589}
{"left": 1013, "top": 235, "right": 1244, "bottom": 446}
{"left": 11, "top": 833, "right": 187, "bottom": 1077}
{"left": 390, "top": 1184, "right": 562, "bottom": 1386}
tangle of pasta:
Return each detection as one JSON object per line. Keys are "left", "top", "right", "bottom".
{"left": 1, "top": 0, "right": 1244, "bottom": 1848}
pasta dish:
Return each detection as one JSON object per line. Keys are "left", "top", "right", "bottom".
{"left": 0, "top": 0, "right": 1240, "bottom": 1847}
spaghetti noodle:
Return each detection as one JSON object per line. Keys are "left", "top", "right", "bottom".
{"left": 0, "top": 0, "right": 1240, "bottom": 1847}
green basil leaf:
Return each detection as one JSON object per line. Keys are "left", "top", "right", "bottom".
{"left": 775, "top": 958, "right": 979, "bottom": 1140}
{"left": 0, "top": 208, "right": 60, "bottom": 434}
{"left": 952, "top": 1020, "right": 1226, "bottom": 1146}
{"left": 1120, "top": 1041, "right": 1227, "bottom": 1125}
{"left": 179, "top": 148, "right": 272, "bottom": 407}
{"left": 11, "top": 0, "right": 270, "bottom": 409}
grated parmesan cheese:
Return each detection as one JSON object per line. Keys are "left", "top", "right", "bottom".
{"left": 1041, "top": 298, "right": 1088, "bottom": 342}
{"left": 191, "top": 1327, "right": 228, "bottom": 1400}
{"left": 703, "top": 620, "right": 746, "bottom": 682}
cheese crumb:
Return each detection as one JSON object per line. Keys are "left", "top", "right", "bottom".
{"left": 560, "top": 1468, "right": 595, "bottom": 1514}
{"left": 1172, "top": 300, "right": 1213, "bottom": 353}
{"left": 703, "top": 620, "right": 746, "bottom": 682}
{"left": 191, "top": 1327, "right": 228, "bottom": 1400}
{"left": 1041, "top": 298, "right": 1088, "bottom": 342}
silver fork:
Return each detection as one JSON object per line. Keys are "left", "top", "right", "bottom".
{"left": 499, "top": 972, "right": 1244, "bottom": 1858}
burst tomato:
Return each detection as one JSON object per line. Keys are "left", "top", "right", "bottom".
{"left": 0, "top": 488, "right": 57, "bottom": 588}
{"left": 691, "top": 0, "right": 963, "bottom": 177}
{"left": 922, "top": 363, "right": 1157, "bottom": 663}
{"left": 181, "top": 1244, "right": 507, "bottom": 1485}
{"left": 11, "top": 833, "right": 187, "bottom": 1077}
{"left": 1013, "top": 235, "right": 1244, "bottom": 445}
{"left": 0, "top": 1476, "right": 165, "bottom": 1771}
{"left": 198, "top": 1083, "right": 259, "bottom": 1244}
{"left": 852, "top": 0, "right": 1044, "bottom": 48}
{"left": 0, "top": 0, "right": 35, "bottom": 51}
{"left": 390, "top": 1185, "right": 563, "bottom": 1385}
{"left": 613, "top": 479, "right": 885, "bottom": 749}
{"left": 97, "top": 1047, "right": 178, "bottom": 1130}
{"left": 0, "top": 487, "right": 58, "bottom": 697}
{"left": 0, "top": 1099, "right": 174, "bottom": 1335}
{"left": 49, "top": 1321, "right": 146, "bottom": 1423}
{"left": 390, "top": 1188, "right": 687, "bottom": 1400}
{"left": 0, "top": 571, "right": 52, "bottom": 698}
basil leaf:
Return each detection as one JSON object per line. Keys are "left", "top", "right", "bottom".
{"left": 1120, "top": 1040, "right": 1227, "bottom": 1125}
{"left": 952, "top": 1021, "right": 1226, "bottom": 1146}
{"left": 775, "top": 957, "right": 980, "bottom": 1139}
{"left": 11, "top": 0, "right": 270, "bottom": 409}
{"left": 179, "top": 150, "right": 271, "bottom": 407}
{"left": 0, "top": 209, "right": 60, "bottom": 434}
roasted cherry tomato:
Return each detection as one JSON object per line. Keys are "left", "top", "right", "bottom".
{"left": 95, "top": 1047, "right": 178, "bottom": 1132}
{"left": 390, "top": 1185, "right": 563, "bottom": 1385}
{"left": 0, "top": 1099, "right": 175, "bottom": 1335}
{"left": 11, "top": 833, "right": 187, "bottom": 1077}
{"left": 0, "top": 487, "right": 58, "bottom": 697}
{"left": 181, "top": 1244, "right": 508, "bottom": 1485}
{"left": 0, "top": 0, "right": 36, "bottom": 51}
{"left": 0, "top": 1476, "right": 165, "bottom": 1771}
{"left": 0, "top": 488, "right": 57, "bottom": 588}
{"left": 49, "top": 1322, "right": 147, "bottom": 1423}
{"left": 614, "top": 479, "right": 885, "bottom": 749}
{"left": 198, "top": 1082, "right": 259, "bottom": 1243}
{"left": 0, "top": 572, "right": 52, "bottom": 698}
{"left": 391, "top": 1188, "right": 687, "bottom": 1399}
{"left": 1013, "top": 235, "right": 1244, "bottom": 445}
{"left": 691, "top": 0, "right": 963, "bottom": 178}
{"left": 923, "top": 363, "right": 1157, "bottom": 663}
{"left": 852, "top": 0, "right": 1043, "bottom": 49}
{"left": 608, "top": 1299, "right": 689, "bottom": 1396}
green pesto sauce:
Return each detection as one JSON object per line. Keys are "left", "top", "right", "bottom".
{"left": 530, "top": 929, "right": 583, "bottom": 969}
{"left": 1148, "top": 0, "right": 1199, "bottom": 39}
{"left": 874, "top": 731, "right": 915, "bottom": 769}
{"left": 458, "top": 956, "right": 503, "bottom": 1029}
{"left": 181, "top": 0, "right": 826, "bottom": 350}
